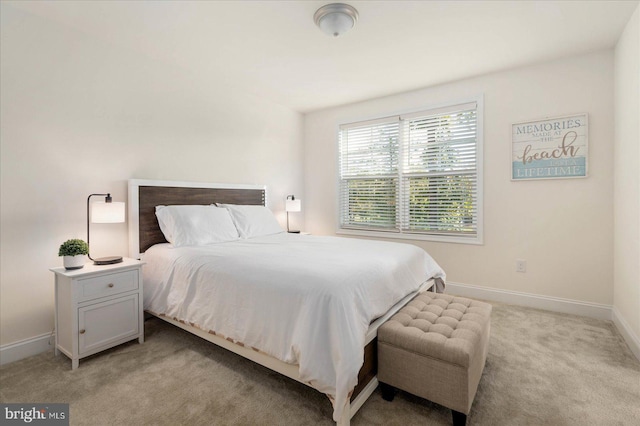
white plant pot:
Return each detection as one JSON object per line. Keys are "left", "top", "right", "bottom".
{"left": 63, "top": 255, "right": 86, "bottom": 270}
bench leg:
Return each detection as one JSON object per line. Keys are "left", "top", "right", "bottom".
{"left": 379, "top": 382, "right": 396, "bottom": 402}
{"left": 452, "top": 410, "right": 467, "bottom": 426}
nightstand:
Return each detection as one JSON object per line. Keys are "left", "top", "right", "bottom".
{"left": 50, "top": 258, "right": 144, "bottom": 369}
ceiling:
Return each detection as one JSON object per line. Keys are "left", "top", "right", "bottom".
{"left": 6, "top": 1, "right": 639, "bottom": 113}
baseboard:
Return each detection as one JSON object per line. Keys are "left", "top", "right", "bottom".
{"left": 445, "top": 281, "right": 612, "bottom": 321}
{"left": 611, "top": 307, "right": 640, "bottom": 362}
{"left": 0, "top": 332, "right": 54, "bottom": 366}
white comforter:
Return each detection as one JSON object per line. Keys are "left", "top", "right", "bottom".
{"left": 142, "top": 233, "right": 445, "bottom": 421}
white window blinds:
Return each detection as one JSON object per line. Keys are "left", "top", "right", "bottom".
{"left": 339, "top": 117, "right": 400, "bottom": 231}
{"left": 338, "top": 100, "right": 482, "bottom": 242}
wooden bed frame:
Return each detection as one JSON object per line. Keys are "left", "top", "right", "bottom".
{"left": 127, "top": 178, "right": 433, "bottom": 425}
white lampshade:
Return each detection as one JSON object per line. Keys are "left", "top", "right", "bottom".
{"left": 91, "top": 201, "right": 125, "bottom": 223}
{"left": 286, "top": 199, "right": 301, "bottom": 213}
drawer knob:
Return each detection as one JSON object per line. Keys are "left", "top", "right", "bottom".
{"left": 108, "top": 283, "right": 114, "bottom": 288}
{"left": 79, "top": 329, "right": 86, "bottom": 334}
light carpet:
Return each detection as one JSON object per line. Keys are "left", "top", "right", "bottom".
{"left": 1, "top": 302, "right": 639, "bottom": 425}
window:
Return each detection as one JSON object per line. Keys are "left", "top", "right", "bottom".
{"left": 338, "top": 98, "right": 482, "bottom": 244}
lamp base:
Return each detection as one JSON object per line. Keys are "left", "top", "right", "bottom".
{"left": 93, "top": 256, "right": 123, "bottom": 265}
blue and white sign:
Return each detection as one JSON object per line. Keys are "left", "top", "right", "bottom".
{"left": 512, "top": 114, "right": 588, "bottom": 180}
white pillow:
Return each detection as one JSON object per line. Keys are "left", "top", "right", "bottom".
{"left": 155, "top": 205, "right": 239, "bottom": 247}
{"left": 218, "top": 204, "right": 284, "bottom": 239}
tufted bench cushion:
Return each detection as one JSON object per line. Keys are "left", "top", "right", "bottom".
{"left": 378, "top": 292, "right": 492, "bottom": 426}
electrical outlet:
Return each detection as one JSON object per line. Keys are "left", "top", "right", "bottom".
{"left": 516, "top": 259, "right": 527, "bottom": 273}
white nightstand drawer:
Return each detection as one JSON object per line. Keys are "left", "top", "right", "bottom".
{"left": 79, "top": 270, "right": 138, "bottom": 301}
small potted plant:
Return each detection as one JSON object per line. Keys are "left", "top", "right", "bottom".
{"left": 58, "top": 239, "right": 89, "bottom": 270}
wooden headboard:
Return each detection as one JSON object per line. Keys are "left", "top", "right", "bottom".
{"left": 128, "top": 179, "right": 266, "bottom": 258}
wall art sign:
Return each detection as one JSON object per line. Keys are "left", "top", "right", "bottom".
{"left": 512, "top": 113, "right": 588, "bottom": 180}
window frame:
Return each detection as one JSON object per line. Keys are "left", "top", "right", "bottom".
{"left": 336, "top": 95, "right": 484, "bottom": 245}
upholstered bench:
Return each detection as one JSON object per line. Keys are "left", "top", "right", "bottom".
{"left": 378, "top": 292, "right": 492, "bottom": 426}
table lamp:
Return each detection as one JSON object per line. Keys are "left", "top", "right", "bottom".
{"left": 285, "top": 195, "right": 301, "bottom": 233}
{"left": 87, "top": 193, "right": 125, "bottom": 265}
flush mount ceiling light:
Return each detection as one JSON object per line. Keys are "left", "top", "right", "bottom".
{"left": 314, "top": 3, "right": 359, "bottom": 37}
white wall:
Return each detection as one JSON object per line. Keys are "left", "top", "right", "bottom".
{"left": 614, "top": 5, "right": 640, "bottom": 348}
{"left": 304, "top": 51, "right": 614, "bottom": 306}
{"left": 0, "top": 5, "right": 304, "bottom": 346}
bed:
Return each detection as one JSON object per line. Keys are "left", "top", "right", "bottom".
{"left": 127, "top": 179, "right": 445, "bottom": 425}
